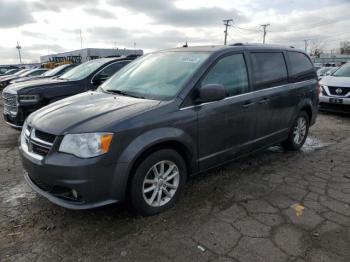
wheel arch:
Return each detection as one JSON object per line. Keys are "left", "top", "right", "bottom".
{"left": 115, "top": 127, "right": 197, "bottom": 198}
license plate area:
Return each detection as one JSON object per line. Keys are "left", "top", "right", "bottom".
{"left": 329, "top": 98, "right": 343, "bottom": 104}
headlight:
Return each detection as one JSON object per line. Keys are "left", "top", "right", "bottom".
{"left": 18, "top": 94, "right": 40, "bottom": 104}
{"left": 59, "top": 133, "right": 113, "bottom": 158}
{"left": 20, "top": 121, "right": 28, "bottom": 147}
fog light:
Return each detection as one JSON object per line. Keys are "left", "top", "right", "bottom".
{"left": 72, "top": 189, "right": 78, "bottom": 199}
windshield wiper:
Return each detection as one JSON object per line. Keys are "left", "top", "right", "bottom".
{"left": 105, "top": 89, "right": 145, "bottom": 99}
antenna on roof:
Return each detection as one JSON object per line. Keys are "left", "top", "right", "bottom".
{"left": 183, "top": 41, "right": 188, "bottom": 48}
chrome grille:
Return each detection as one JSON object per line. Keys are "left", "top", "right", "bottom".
{"left": 328, "top": 86, "right": 350, "bottom": 97}
{"left": 22, "top": 125, "right": 56, "bottom": 160}
{"left": 2, "top": 92, "right": 18, "bottom": 115}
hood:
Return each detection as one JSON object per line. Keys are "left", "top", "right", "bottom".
{"left": 3, "top": 78, "right": 77, "bottom": 95}
{"left": 320, "top": 76, "right": 350, "bottom": 87}
{"left": 27, "top": 91, "right": 161, "bottom": 135}
{"left": 12, "top": 75, "right": 48, "bottom": 83}
{"left": 0, "top": 75, "right": 18, "bottom": 82}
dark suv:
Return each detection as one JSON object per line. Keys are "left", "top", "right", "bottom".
{"left": 20, "top": 44, "right": 318, "bottom": 215}
{"left": 2, "top": 57, "right": 132, "bottom": 128}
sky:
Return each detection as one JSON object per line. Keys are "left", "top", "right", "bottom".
{"left": 0, "top": 0, "right": 349, "bottom": 64}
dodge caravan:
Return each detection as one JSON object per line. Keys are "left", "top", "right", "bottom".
{"left": 20, "top": 44, "right": 318, "bottom": 215}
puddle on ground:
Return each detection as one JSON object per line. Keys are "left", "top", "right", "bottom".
{"left": 302, "top": 137, "right": 333, "bottom": 152}
{"left": 267, "top": 136, "right": 332, "bottom": 153}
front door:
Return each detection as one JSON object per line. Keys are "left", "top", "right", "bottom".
{"left": 196, "top": 53, "right": 256, "bottom": 170}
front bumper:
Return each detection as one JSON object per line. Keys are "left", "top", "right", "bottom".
{"left": 3, "top": 113, "right": 24, "bottom": 129}
{"left": 3, "top": 103, "right": 43, "bottom": 129}
{"left": 319, "top": 95, "right": 350, "bottom": 114}
{"left": 20, "top": 144, "right": 129, "bottom": 210}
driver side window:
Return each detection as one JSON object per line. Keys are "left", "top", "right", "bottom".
{"left": 95, "top": 61, "right": 129, "bottom": 80}
{"left": 202, "top": 54, "right": 249, "bottom": 97}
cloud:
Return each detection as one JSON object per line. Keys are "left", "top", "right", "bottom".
{"left": 0, "top": 45, "right": 40, "bottom": 64}
{"left": 21, "top": 30, "right": 56, "bottom": 40}
{"left": 87, "top": 26, "right": 219, "bottom": 50}
{"left": 108, "top": 0, "right": 245, "bottom": 27}
{"left": 87, "top": 26, "right": 131, "bottom": 40}
{"left": 83, "top": 7, "right": 116, "bottom": 19}
{"left": 0, "top": 0, "right": 34, "bottom": 28}
{"left": 31, "top": 0, "right": 98, "bottom": 12}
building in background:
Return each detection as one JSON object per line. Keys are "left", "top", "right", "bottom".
{"left": 40, "top": 48, "right": 143, "bottom": 63}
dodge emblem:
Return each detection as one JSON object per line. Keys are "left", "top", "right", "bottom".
{"left": 335, "top": 88, "right": 343, "bottom": 95}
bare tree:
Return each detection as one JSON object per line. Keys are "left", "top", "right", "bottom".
{"left": 340, "top": 41, "right": 350, "bottom": 55}
{"left": 309, "top": 40, "right": 326, "bottom": 58}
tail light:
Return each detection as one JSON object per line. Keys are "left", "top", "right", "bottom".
{"left": 317, "top": 81, "right": 321, "bottom": 96}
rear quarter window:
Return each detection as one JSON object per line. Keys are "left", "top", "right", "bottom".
{"left": 250, "top": 52, "right": 288, "bottom": 90}
{"left": 287, "top": 51, "right": 315, "bottom": 82}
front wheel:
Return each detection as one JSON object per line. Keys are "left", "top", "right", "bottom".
{"left": 129, "top": 149, "right": 187, "bottom": 216}
{"left": 282, "top": 111, "right": 309, "bottom": 151}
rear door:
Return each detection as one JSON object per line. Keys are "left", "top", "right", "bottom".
{"left": 196, "top": 53, "right": 256, "bottom": 170}
{"left": 247, "top": 51, "right": 293, "bottom": 146}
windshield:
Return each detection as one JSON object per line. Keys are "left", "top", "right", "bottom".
{"left": 332, "top": 63, "right": 350, "bottom": 77}
{"left": 22, "top": 69, "right": 39, "bottom": 77}
{"left": 100, "top": 51, "right": 210, "bottom": 100}
{"left": 318, "top": 68, "right": 330, "bottom": 74}
{"left": 60, "top": 59, "right": 107, "bottom": 81}
{"left": 14, "top": 69, "right": 29, "bottom": 76}
{"left": 43, "top": 64, "right": 69, "bottom": 77}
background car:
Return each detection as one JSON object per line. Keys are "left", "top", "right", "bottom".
{"left": 319, "top": 62, "right": 350, "bottom": 113}
{"left": 0, "top": 69, "right": 30, "bottom": 88}
{"left": 0, "top": 66, "right": 19, "bottom": 75}
{"left": 11, "top": 64, "right": 77, "bottom": 84}
{"left": 317, "top": 67, "right": 338, "bottom": 77}
{"left": 0, "top": 68, "right": 21, "bottom": 76}
{"left": 3, "top": 57, "right": 134, "bottom": 128}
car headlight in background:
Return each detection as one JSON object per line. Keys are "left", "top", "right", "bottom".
{"left": 18, "top": 94, "right": 40, "bottom": 104}
{"left": 59, "top": 133, "right": 113, "bottom": 158}
{"left": 320, "top": 85, "right": 327, "bottom": 96}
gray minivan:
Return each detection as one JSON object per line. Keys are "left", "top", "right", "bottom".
{"left": 20, "top": 44, "right": 319, "bottom": 215}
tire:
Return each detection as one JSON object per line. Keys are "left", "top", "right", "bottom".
{"left": 129, "top": 149, "right": 187, "bottom": 216}
{"left": 282, "top": 111, "right": 310, "bottom": 151}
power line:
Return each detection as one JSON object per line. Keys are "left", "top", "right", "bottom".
{"left": 232, "top": 25, "right": 262, "bottom": 33}
{"left": 261, "top": 24, "right": 270, "bottom": 44}
{"left": 270, "top": 15, "right": 350, "bottom": 34}
{"left": 223, "top": 19, "right": 233, "bottom": 45}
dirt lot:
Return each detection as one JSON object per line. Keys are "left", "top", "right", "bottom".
{"left": 0, "top": 100, "right": 350, "bottom": 261}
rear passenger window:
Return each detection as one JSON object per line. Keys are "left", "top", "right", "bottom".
{"left": 250, "top": 52, "right": 288, "bottom": 90}
{"left": 202, "top": 54, "right": 249, "bottom": 97}
{"left": 288, "top": 52, "right": 315, "bottom": 82}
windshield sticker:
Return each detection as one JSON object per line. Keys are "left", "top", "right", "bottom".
{"left": 180, "top": 57, "right": 201, "bottom": 64}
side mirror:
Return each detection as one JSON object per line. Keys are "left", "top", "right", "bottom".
{"left": 196, "top": 84, "right": 226, "bottom": 103}
{"left": 92, "top": 74, "right": 109, "bottom": 86}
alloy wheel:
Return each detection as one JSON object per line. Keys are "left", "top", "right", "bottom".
{"left": 293, "top": 117, "right": 307, "bottom": 145}
{"left": 142, "top": 160, "right": 180, "bottom": 207}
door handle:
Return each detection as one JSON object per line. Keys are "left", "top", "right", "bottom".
{"left": 258, "top": 98, "right": 270, "bottom": 104}
{"left": 242, "top": 101, "right": 255, "bottom": 108}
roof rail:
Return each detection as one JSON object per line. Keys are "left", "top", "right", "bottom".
{"left": 230, "top": 43, "right": 244, "bottom": 46}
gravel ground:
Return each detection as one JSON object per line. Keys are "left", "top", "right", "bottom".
{"left": 0, "top": 99, "right": 350, "bottom": 261}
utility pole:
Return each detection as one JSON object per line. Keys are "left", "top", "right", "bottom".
{"left": 261, "top": 24, "right": 270, "bottom": 44}
{"left": 79, "top": 29, "right": 83, "bottom": 49}
{"left": 303, "top": 39, "right": 310, "bottom": 53}
{"left": 16, "top": 41, "right": 22, "bottom": 64}
{"left": 223, "top": 19, "right": 233, "bottom": 45}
